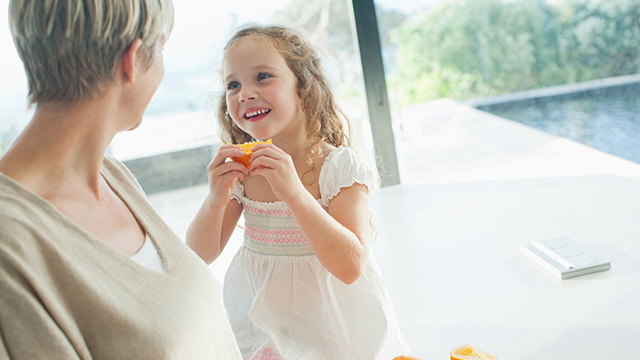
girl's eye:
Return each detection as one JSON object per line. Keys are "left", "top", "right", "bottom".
{"left": 227, "top": 81, "right": 240, "bottom": 90}
{"left": 257, "top": 73, "right": 271, "bottom": 81}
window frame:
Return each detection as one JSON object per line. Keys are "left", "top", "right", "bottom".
{"left": 350, "top": 0, "right": 400, "bottom": 186}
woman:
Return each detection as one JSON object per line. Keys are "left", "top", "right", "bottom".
{"left": 0, "top": 0, "right": 242, "bottom": 358}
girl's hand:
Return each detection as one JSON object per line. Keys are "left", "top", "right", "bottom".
{"left": 187, "top": 145, "right": 246, "bottom": 264}
{"left": 246, "top": 143, "right": 307, "bottom": 203}
{"left": 207, "top": 145, "right": 250, "bottom": 207}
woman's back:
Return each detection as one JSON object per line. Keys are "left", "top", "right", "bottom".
{"left": 0, "top": 156, "right": 241, "bottom": 359}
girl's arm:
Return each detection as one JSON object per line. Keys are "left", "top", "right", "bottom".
{"left": 249, "top": 144, "right": 370, "bottom": 284}
{"left": 288, "top": 183, "right": 371, "bottom": 284}
{"left": 186, "top": 145, "right": 247, "bottom": 264}
{"left": 187, "top": 196, "right": 243, "bottom": 264}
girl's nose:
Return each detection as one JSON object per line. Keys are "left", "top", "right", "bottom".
{"left": 239, "top": 87, "right": 257, "bottom": 103}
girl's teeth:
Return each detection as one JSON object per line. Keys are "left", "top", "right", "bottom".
{"left": 246, "top": 109, "right": 270, "bottom": 118}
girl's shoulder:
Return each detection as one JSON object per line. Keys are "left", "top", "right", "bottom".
{"left": 318, "top": 146, "right": 379, "bottom": 207}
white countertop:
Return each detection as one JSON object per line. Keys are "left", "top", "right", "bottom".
{"left": 148, "top": 101, "right": 640, "bottom": 359}
{"left": 371, "top": 174, "right": 640, "bottom": 359}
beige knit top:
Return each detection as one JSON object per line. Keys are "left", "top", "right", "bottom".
{"left": 0, "top": 156, "right": 242, "bottom": 360}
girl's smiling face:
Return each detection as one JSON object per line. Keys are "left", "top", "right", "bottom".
{"left": 223, "top": 37, "right": 304, "bottom": 142}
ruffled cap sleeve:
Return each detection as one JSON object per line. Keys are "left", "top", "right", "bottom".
{"left": 318, "top": 146, "right": 378, "bottom": 208}
{"left": 230, "top": 180, "right": 244, "bottom": 204}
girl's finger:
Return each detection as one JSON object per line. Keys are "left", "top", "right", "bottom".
{"left": 248, "top": 147, "right": 289, "bottom": 165}
{"left": 219, "top": 171, "right": 244, "bottom": 183}
{"left": 209, "top": 159, "right": 249, "bottom": 176}
{"left": 211, "top": 147, "right": 249, "bottom": 167}
{"left": 220, "top": 146, "right": 247, "bottom": 158}
{"left": 248, "top": 142, "right": 274, "bottom": 151}
{"left": 248, "top": 156, "right": 280, "bottom": 173}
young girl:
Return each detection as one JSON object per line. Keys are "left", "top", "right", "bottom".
{"left": 187, "top": 25, "right": 410, "bottom": 359}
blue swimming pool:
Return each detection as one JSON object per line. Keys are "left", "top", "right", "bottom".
{"left": 477, "top": 83, "right": 640, "bottom": 165}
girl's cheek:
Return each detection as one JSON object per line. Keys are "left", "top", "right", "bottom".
{"left": 226, "top": 99, "right": 236, "bottom": 117}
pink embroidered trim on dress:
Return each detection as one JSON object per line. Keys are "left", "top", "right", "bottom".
{"left": 244, "top": 203, "right": 290, "bottom": 217}
{"left": 240, "top": 187, "right": 328, "bottom": 256}
{"left": 242, "top": 198, "right": 315, "bottom": 256}
{"left": 245, "top": 225, "right": 306, "bottom": 245}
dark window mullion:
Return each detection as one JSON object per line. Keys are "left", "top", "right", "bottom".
{"left": 350, "top": 0, "right": 400, "bottom": 186}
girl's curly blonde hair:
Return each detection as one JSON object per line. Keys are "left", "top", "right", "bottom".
{"left": 216, "top": 24, "right": 352, "bottom": 178}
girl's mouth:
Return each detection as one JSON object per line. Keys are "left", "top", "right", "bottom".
{"left": 244, "top": 109, "right": 271, "bottom": 120}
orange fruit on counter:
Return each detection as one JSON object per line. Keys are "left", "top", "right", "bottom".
{"left": 231, "top": 139, "right": 272, "bottom": 168}
{"left": 392, "top": 356, "right": 420, "bottom": 360}
{"left": 450, "top": 344, "right": 499, "bottom": 360}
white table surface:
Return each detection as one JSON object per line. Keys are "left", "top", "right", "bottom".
{"left": 370, "top": 174, "right": 640, "bottom": 360}
{"left": 147, "top": 102, "right": 640, "bottom": 359}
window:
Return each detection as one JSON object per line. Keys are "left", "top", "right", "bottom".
{"left": 375, "top": 0, "right": 640, "bottom": 183}
{"left": 0, "top": 0, "right": 374, "bottom": 194}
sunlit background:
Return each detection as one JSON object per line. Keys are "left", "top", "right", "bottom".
{"left": 2, "top": 0, "right": 639, "bottom": 186}
{"left": 0, "top": 0, "right": 429, "bottom": 159}
{"left": 2, "top": 1, "right": 640, "bottom": 358}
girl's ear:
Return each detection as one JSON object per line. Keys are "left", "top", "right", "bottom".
{"left": 120, "top": 39, "right": 144, "bottom": 84}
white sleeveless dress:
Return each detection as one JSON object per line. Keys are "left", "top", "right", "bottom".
{"left": 224, "top": 146, "right": 410, "bottom": 360}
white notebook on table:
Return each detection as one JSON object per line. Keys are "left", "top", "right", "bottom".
{"left": 521, "top": 236, "right": 611, "bottom": 279}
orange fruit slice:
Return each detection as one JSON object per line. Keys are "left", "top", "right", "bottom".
{"left": 392, "top": 356, "right": 421, "bottom": 360}
{"left": 451, "top": 344, "right": 499, "bottom": 360}
{"left": 231, "top": 139, "right": 272, "bottom": 168}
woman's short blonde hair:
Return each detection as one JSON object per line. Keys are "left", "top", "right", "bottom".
{"left": 9, "top": 0, "right": 174, "bottom": 105}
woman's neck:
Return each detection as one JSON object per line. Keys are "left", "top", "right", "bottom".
{"left": 0, "top": 94, "right": 123, "bottom": 199}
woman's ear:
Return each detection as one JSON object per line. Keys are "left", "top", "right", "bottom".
{"left": 120, "top": 39, "right": 144, "bottom": 84}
